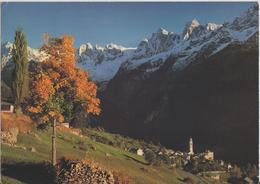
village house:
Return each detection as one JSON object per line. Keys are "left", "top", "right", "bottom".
{"left": 137, "top": 148, "right": 144, "bottom": 156}
{"left": 244, "top": 177, "right": 254, "bottom": 184}
{"left": 227, "top": 163, "right": 232, "bottom": 172}
{"left": 1, "top": 101, "right": 14, "bottom": 113}
{"left": 204, "top": 150, "right": 214, "bottom": 161}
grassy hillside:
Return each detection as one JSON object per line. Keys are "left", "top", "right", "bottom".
{"left": 1, "top": 123, "right": 216, "bottom": 184}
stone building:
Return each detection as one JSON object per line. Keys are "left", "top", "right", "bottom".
{"left": 204, "top": 150, "right": 214, "bottom": 161}
{"left": 137, "top": 148, "right": 144, "bottom": 156}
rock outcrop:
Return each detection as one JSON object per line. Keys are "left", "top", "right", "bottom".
{"left": 1, "top": 127, "right": 19, "bottom": 145}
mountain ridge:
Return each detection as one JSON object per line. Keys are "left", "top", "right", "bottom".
{"left": 2, "top": 5, "right": 257, "bottom": 82}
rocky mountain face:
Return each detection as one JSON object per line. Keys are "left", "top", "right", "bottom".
{"left": 100, "top": 5, "right": 259, "bottom": 164}
{"left": 76, "top": 43, "right": 135, "bottom": 81}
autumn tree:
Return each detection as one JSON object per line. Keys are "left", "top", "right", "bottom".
{"left": 12, "top": 27, "right": 29, "bottom": 113}
{"left": 27, "top": 34, "right": 101, "bottom": 165}
{"left": 27, "top": 34, "right": 101, "bottom": 124}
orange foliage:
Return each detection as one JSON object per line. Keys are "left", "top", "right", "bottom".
{"left": 27, "top": 106, "right": 42, "bottom": 113}
{"left": 27, "top": 34, "right": 101, "bottom": 123}
{"left": 32, "top": 74, "right": 55, "bottom": 103}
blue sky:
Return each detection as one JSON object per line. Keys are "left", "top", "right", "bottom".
{"left": 1, "top": 2, "right": 256, "bottom": 48}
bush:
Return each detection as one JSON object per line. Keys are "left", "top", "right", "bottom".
{"left": 144, "top": 149, "right": 157, "bottom": 165}
{"left": 93, "top": 135, "right": 114, "bottom": 145}
{"left": 158, "top": 154, "right": 171, "bottom": 165}
{"left": 37, "top": 122, "right": 50, "bottom": 130}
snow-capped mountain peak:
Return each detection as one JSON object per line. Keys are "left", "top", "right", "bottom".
{"left": 157, "top": 27, "right": 169, "bottom": 35}
{"left": 182, "top": 18, "right": 201, "bottom": 40}
{"left": 132, "top": 27, "right": 180, "bottom": 60}
{"left": 206, "top": 23, "right": 222, "bottom": 31}
{"left": 190, "top": 18, "right": 200, "bottom": 26}
{"left": 78, "top": 43, "right": 93, "bottom": 55}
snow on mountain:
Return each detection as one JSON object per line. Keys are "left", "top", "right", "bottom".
{"left": 133, "top": 28, "right": 180, "bottom": 59}
{"left": 76, "top": 27, "right": 181, "bottom": 81}
{"left": 182, "top": 19, "right": 201, "bottom": 40}
{"left": 76, "top": 43, "right": 135, "bottom": 81}
{"left": 1, "top": 42, "right": 48, "bottom": 70}
{"left": 1, "top": 5, "right": 258, "bottom": 82}
{"left": 1, "top": 42, "right": 13, "bottom": 69}
{"left": 120, "top": 20, "right": 222, "bottom": 71}
{"left": 77, "top": 43, "right": 130, "bottom": 64}
{"left": 123, "top": 5, "right": 258, "bottom": 73}
{"left": 206, "top": 23, "right": 222, "bottom": 31}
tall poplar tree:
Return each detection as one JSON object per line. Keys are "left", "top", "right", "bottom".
{"left": 12, "top": 27, "right": 28, "bottom": 113}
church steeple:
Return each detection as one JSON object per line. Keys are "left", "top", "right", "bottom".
{"left": 188, "top": 137, "right": 194, "bottom": 155}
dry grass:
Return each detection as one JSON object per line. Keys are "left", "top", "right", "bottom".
{"left": 113, "top": 170, "right": 131, "bottom": 184}
{"left": 1, "top": 112, "right": 34, "bottom": 133}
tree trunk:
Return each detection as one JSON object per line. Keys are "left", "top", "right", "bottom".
{"left": 52, "top": 118, "right": 56, "bottom": 166}
{"left": 14, "top": 104, "right": 22, "bottom": 114}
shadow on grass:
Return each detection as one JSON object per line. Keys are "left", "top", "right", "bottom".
{"left": 124, "top": 154, "right": 149, "bottom": 165}
{"left": 178, "top": 177, "right": 197, "bottom": 184}
{"left": 2, "top": 162, "right": 56, "bottom": 184}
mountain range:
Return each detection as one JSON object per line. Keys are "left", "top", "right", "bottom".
{"left": 2, "top": 5, "right": 257, "bottom": 83}
{"left": 1, "top": 5, "right": 258, "bottom": 164}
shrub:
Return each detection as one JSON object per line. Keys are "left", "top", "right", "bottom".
{"left": 144, "top": 149, "right": 157, "bottom": 165}
{"left": 37, "top": 122, "right": 50, "bottom": 130}
{"left": 158, "top": 154, "right": 171, "bottom": 165}
{"left": 93, "top": 135, "right": 114, "bottom": 145}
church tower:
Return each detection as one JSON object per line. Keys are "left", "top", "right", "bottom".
{"left": 188, "top": 137, "right": 194, "bottom": 155}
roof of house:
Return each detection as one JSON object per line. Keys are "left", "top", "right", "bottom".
{"left": 1, "top": 101, "right": 13, "bottom": 105}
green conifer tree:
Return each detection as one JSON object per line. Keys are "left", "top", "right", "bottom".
{"left": 11, "top": 27, "right": 28, "bottom": 113}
